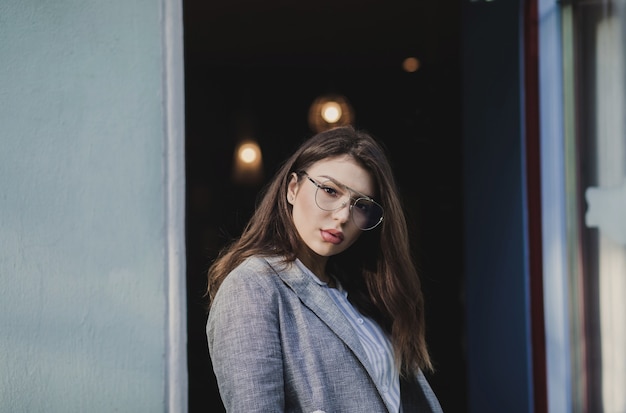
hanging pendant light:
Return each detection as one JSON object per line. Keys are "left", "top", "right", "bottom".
{"left": 308, "top": 94, "right": 354, "bottom": 133}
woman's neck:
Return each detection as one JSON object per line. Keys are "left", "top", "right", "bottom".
{"left": 297, "top": 250, "right": 329, "bottom": 283}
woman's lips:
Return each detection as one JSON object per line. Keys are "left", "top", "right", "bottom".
{"left": 320, "top": 229, "right": 344, "bottom": 244}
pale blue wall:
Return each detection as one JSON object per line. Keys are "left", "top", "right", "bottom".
{"left": 0, "top": 1, "right": 186, "bottom": 412}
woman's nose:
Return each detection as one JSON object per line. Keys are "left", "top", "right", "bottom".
{"left": 332, "top": 199, "right": 352, "bottom": 222}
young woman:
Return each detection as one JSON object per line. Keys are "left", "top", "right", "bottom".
{"left": 206, "top": 125, "right": 443, "bottom": 412}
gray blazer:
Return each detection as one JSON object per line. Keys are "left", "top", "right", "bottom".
{"left": 207, "top": 255, "right": 444, "bottom": 413}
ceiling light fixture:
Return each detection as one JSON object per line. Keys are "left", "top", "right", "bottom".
{"left": 308, "top": 94, "right": 354, "bottom": 133}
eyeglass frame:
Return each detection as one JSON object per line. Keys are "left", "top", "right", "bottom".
{"left": 298, "top": 171, "right": 384, "bottom": 231}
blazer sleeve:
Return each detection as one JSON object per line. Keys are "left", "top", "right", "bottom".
{"left": 206, "top": 269, "right": 285, "bottom": 412}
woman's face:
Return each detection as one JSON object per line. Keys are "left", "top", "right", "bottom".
{"left": 287, "top": 155, "right": 377, "bottom": 264}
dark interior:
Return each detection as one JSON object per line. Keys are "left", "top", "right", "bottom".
{"left": 183, "top": 1, "right": 466, "bottom": 411}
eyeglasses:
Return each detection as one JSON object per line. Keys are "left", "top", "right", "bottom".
{"left": 301, "top": 172, "right": 384, "bottom": 231}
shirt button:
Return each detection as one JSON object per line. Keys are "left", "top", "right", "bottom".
{"left": 381, "top": 385, "right": 388, "bottom": 393}
{"left": 356, "top": 318, "right": 364, "bottom": 324}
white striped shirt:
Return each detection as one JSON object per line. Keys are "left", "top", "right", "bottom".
{"left": 296, "top": 260, "right": 401, "bottom": 413}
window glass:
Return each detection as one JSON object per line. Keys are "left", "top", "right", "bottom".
{"left": 571, "top": 1, "right": 626, "bottom": 411}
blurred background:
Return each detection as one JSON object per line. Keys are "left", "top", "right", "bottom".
{"left": 182, "top": 1, "right": 465, "bottom": 411}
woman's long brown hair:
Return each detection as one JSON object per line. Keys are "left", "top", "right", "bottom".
{"left": 206, "top": 125, "right": 433, "bottom": 375}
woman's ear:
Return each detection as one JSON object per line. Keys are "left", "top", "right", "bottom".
{"left": 287, "top": 172, "right": 299, "bottom": 205}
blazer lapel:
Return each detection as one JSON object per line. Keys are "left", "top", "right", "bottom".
{"left": 266, "top": 258, "right": 374, "bottom": 376}
{"left": 265, "top": 256, "right": 411, "bottom": 413}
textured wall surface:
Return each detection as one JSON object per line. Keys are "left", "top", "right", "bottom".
{"left": 0, "top": 1, "right": 177, "bottom": 411}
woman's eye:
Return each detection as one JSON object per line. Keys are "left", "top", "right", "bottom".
{"left": 354, "top": 202, "right": 368, "bottom": 212}
{"left": 321, "top": 186, "right": 339, "bottom": 197}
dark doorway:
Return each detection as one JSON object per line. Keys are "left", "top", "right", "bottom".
{"left": 183, "top": 1, "right": 466, "bottom": 411}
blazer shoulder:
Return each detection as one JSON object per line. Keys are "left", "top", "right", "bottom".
{"left": 232, "top": 255, "right": 288, "bottom": 276}
{"left": 219, "top": 255, "right": 290, "bottom": 290}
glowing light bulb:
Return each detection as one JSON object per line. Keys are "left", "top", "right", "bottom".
{"left": 321, "top": 102, "right": 342, "bottom": 123}
{"left": 402, "top": 57, "right": 420, "bottom": 73}
{"left": 308, "top": 94, "right": 354, "bottom": 133}
{"left": 233, "top": 140, "right": 263, "bottom": 185}
{"left": 239, "top": 145, "right": 258, "bottom": 164}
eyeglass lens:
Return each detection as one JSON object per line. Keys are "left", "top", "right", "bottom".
{"left": 314, "top": 180, "right": 383, "bottom": 230}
